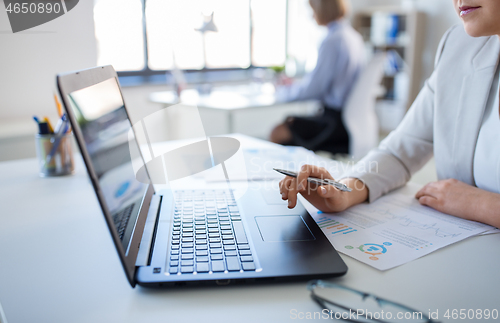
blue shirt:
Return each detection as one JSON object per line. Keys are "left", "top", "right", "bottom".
{"left": 277, "top": 19, "right": 365, "bottom": 110}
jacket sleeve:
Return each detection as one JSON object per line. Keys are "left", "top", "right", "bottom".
{"left": 340, "top": 25, "right": 456, "bottom": 202}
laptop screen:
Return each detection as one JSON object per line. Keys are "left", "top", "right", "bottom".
{"left": 66, "top": 77, "right": 149, "bottom": 251}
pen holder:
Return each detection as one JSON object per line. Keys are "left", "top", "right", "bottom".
{"left": 35, "top": 133, "right": 75, "bottom": 177}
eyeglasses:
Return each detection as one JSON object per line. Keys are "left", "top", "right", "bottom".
{"left": 307, "top": 280, "right": 440, "bottom": 323}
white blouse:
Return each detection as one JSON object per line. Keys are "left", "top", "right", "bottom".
{"left": 473, "top": 67, "right": 500, "bottom": 194}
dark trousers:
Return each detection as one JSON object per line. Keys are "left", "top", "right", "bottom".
{"left": 284, "top": 106, "right": 349, "bottom": 154}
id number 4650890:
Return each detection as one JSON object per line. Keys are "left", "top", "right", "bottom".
{"left": 444, "top": 309, "right": 498, "bottom": 320}
{"left": 5, "top": 2, "right": 62, "bottom": 14}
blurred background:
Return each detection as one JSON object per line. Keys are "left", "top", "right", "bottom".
{"left": 0, "top": 0, "right": 460, "bottom": 163}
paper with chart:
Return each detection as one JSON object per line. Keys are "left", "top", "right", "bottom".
{"left": 306, "top": 192, "right": 494, "bottom": 270}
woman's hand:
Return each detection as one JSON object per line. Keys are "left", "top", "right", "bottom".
{"left": 278, "top": 164, "right": 369, "bottom": 213}
{"left": 416, "top": 179, "right": 500, "bottom": 228}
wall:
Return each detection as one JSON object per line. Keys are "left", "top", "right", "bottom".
{"left": 350, "top": 0, "right": 460, "bottom": 85}
{"left": 0, "top": 0, "right": 97, "bottom": 122}
{"left": 410, "top": 0, "right": 460, "bottom": 86}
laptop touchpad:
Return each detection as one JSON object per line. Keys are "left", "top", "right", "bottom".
{"left": 255, "top": 215, "right": 315, "bottom": 242}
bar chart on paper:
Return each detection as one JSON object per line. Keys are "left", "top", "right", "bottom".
{"left": 316, "top": 216, "right": 358, "bottom": 235}
{"left": 304, "top": 190, "right": 494, "bottom": 270}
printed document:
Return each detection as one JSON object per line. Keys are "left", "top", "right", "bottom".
{"left": 304, "top": 190, "right": 494, "bottom": 270}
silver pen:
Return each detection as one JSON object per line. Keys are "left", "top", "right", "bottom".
{"left": 273, "top": 168, "right": 352, "bottom": 192}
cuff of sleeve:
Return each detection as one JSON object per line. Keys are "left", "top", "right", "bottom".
{"left": 339, "top": 172, "right": 383, "bottom": 203}
{"left": 339, "top": 150, "right": 410, "bottom": 203}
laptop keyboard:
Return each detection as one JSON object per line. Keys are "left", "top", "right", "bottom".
{"left": 112, "top": 203, "right": 135, "bottom": 240}
{"left": 167, "top": 190, "right": 256, "bottom": 274}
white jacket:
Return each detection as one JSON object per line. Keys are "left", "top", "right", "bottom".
{"left": 343, "top": 25, "right": 500, "bottom": 202}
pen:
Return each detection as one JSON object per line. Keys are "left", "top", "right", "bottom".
{"left": 273, "top": 168, "right": 352, "bottom": 192}
{"left": 33, "top": 115, "right": 49, "bottom": 134}
{"left": 54, "top": 93, "right": 63, "bottom": 117}
{"left": 43, "top": 116, "right": 54, "bottom": 134}
{"left": 45, "top": 114, "right": 69, "bottom": 165}
{"left": 53, "top": 114, "right": 66, "bottom": 133}
{"left": 38, "top": 122, "right": 50, "bottom": 135}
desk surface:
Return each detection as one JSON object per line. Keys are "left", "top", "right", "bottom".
{"left": 1, "top": 135, "right": 499, "bottom": 323}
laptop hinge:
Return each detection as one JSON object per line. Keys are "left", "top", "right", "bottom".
{"left": 135, "top": 195, "right": 162, "bottom": 267}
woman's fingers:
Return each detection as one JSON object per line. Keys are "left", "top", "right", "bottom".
{"left": 279, "top": 178, "right": 285, "bottom": 195}
{"left": 415, "top": 182, "right": 439, "bottom": 199}
{"left": 279, "top": 165, "right": 339, "bottom": 210}
{"left": 317, "top": 184, "right": 340, "bottom": 198}
{"left": 280, "top": 177, "right": 294, "bottom": 200}
{"left": 416, "top": 182, "right": 444, "bottom": 210}
{"left": 418, "top": 195, "right": 438, "bottom": 209}
{"left": 296, "top": 164, "right": 334, "bottom": 191}
{"left": 287, "top": 178, "right": 299, "bottom": 208}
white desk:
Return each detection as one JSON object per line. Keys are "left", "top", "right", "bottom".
{"left": 1, "top": 134, "right": 499, "bottom": 323}
{"left": 149, "top": 84, "right": 320, "bottom": 138}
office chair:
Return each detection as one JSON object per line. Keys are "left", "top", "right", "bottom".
{"left": 342, "top": 52, "right": 387, "bottom": 160}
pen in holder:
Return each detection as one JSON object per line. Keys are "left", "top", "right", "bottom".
{"left": 35, "top": 132, "right": 75, "bottom": 177}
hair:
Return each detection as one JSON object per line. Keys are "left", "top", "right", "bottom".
{"left": 309, "top": 0, "right": 348, "bottom": 25}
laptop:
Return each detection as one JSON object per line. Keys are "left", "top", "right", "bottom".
{"left": 57, "top": 65, "right": 347, "bottom": 287}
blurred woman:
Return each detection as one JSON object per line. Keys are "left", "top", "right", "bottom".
{"left": 270, "top": 0, "right": 365, "bottom": 154}
{"left": 279, "top": 0, "right": 500, "bottom": 228}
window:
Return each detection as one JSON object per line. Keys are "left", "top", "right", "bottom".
{"left": 94, "top": 0, "right": 323, "bottom": 76}
{"left": 250, "top": 0, "right": 287, "bottom": 67}
{"left": 146, "top": 0, "right": 251, "bottom": 70}
{"left": 94, "top": 0, "right": 145, "bottom": 71}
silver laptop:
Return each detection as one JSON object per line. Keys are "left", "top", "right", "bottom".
{"left": 57, "top": 65, "right": 347, "bottom": 287}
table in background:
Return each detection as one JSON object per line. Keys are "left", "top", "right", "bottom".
{"left": 149, "top": 84, "right": 320, "bottom": 138}
{"left": 1, "top": 134, "right": 499, "bottom": 323}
